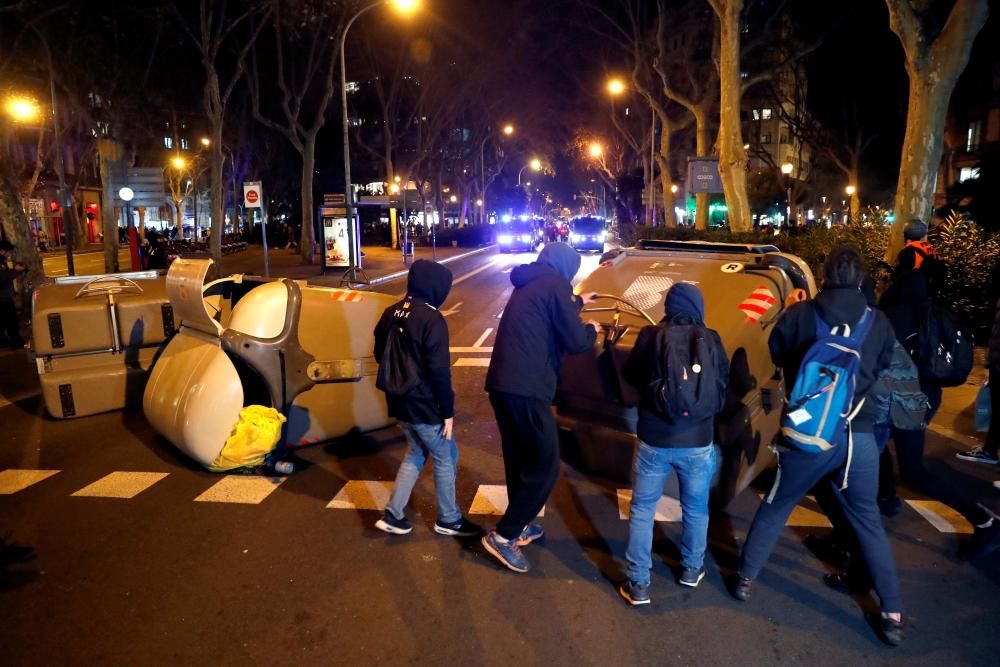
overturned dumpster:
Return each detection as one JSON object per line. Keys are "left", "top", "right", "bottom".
{"left": 141, "top": 259, "right": 396, "bottom": 470}
{"left": 556, "top": 240, "right": 817, "bottom": 507}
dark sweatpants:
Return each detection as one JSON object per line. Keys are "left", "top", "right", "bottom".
{"left": 879, "top": 386, "right": 991, "bottom": 526}
{"left": 739, "top": 431, "right": 902, "bottom": 613}
{"left": 489, "top": 391, "right": 560, "bottom": 541}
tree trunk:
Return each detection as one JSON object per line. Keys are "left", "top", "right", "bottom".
{"left": 0, "top": 160, "right": 44, "bottom": 287}
{"left": 208, "top": 124, "right": 224, "bottom": 265}
{"left": 694, "top": 106, "right": 712, "bottom": 230}
{"left": 657, "top": 123, "right": 676, "bottom": 228}
{"left": 848, "top": 165, "right": 861, "bottom": 222}
{"left": 96, "top": 139, "right": 121, "bottom": 273}
{"left": 713, "top": 0, "right": 752, "bottom": 232}
{"left": 300, "top": 136, "right": 317, "bottom": 265}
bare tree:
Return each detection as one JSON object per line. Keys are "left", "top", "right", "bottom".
{"left": 884, "top": 0, "right": 989, "bottom": 258}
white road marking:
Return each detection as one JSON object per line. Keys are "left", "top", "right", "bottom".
{"left": 469, "top": 484, "right": 545, "bottom": 517}
{"left": 71, "top": 472, "right": 169, "bottom": 499}
{"left": 449, "top": 347, "right": 494, "bottom": 353}
{"left": 453, "top": 358, "right": 491, "bottom": 367}
{"left": 0, "top": 469, "right": 60, "bottom": 495}
{"left": 452, "top": 260, "right": 497, "bottom": 286}
{"left": 440, "top": 302, "right": 463, "bottom": 317}
{"left": 905, "top": 499, "right": 974, "bottom": 534}
{"left": 471, "top": 327, "right": 494, "bottom": 348}
{"left": 194, "top": 476, "right": 285, "bottom": 504}
{"left": 616, "top": 489, "right": 682, "bottom": 521}
{"left": 327, "top": 480, "right": 393, "bottom": 510}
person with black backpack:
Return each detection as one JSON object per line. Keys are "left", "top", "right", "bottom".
{"left": 372, "top": 260, "right": 481, "bottom": 538}
{"left": 876, "top": 269, "right": 997, "bottom": 553}
{"left": 894, "top": 218, "right": 945, "bottom": 294}
{"left": 731, "top": 247, "right": 905, "bottom": 646}
{"left": 616, "top": 283, "right": 729, "bottom": 605}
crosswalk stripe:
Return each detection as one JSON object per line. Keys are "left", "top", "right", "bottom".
{"left": 327, "top": 480, "right": 393, "bottom": 510}
{"left": 469, "top": 484, "right": 545, "bottom": 517}
{"left": 453, "top": 358, "right": 491, "bottom": 367}
{"left": 194, "top": 476, "right": 285, "bottom": 504}
{"left": 756, "top": 494, "right": 832, "bottom": 528}
{"left": 905, "top": 499, "right": 974, "bottom": 534}
{"left": 449, "top": 347, "right": 494, "bottom": 354}
{"left": 616, "top": 489, "right": 682, "bottom": 521}
{"left": 71, "top": 472, "right": 169, "bottom": 499}
{"left": 0, "top": 469, "right": 60, "bottom": 495}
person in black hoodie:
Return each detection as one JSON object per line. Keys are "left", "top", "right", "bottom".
{"left": 481, "top": 242, "right": 600, "bottom": 573}
{"left": 373, "top": 260, "right": 481, "bottom": 538}
{"left": 877, "top": 269, "right": 997, "bottom": 551}
{"left": 732, "top": 246, "right": 905, "bottom": 646}
{"left": 617, "top": 283, "right": 729, "bottom": 605}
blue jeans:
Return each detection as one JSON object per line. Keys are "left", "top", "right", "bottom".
{"left": 385, "top": 422, "right": 461, "bottom": 525}
{"left": 739, "top": 431, "right": 902, "bottom": 613}
{"left": 625, "top": 442, "right": 718, "bottom": 585}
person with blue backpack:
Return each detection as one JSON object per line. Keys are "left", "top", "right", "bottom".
{"left": 731, "top": 247, "right": 905, "bottom": 646}
{"left": 617, "top": 282, "right": 729, "bottom": 605}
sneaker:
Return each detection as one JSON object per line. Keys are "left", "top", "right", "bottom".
{"left": 374, "top": 510, "right": 413, "bottom": 535}
{"left": 731, "top": 575, "right": 753, "bottom": 601}
{"left": 956, "top": 447, "right": 999, "bottom": 465}
{"left": 678, "top": 566, "right": 706, "bottom": 588}
{"left": 516, "top": 523, "right": 544, "bottom": 546}
{"left": 481, "top": 531, "right": 530, "bottom": 573}
{"left": 434, "top": 517, "right": 482, "bottom": 537}
{"left": 876, "top": 614, "right": 905, "bottom": 647}
{"left": 877, "top": 495, "right": 902, "bottom": 517}
{"left": 619, "top": 579, "right": 651, "bottom": 606}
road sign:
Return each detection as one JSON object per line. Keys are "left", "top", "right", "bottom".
{"left": 244, "top": 181, "right": 263, "bottom": 208}
{"left": 323, "top": 193, "right": 346, "bottom": 206}
{"left": 687, "top": 157, "right": 724, "bottom": 194}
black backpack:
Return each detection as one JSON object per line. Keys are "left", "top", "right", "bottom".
{"left": 909, "top": 302, "right": 974, "bottom": 387}
{"left": 873, "top": 341, "right": 929, "bottom": 431}
{"left": 376, "top": 319, "right": 423, "bottom": 397}
{"left": 649, "top": 323, "right": 726, "bottom": 421}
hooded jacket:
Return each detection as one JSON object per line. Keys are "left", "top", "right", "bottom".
{"left": 373, "top": 260, "right": 455, "bottom": 424}
{"left": 622, "top": 283, "right": 730, "bottom": 447}
{"left": 769, "top": 285, "right": 896, "bottom": 433}
{"left": 486, "top": 243, "right": 596, "bottom": 401}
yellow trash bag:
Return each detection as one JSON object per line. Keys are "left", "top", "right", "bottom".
{"left": 208, "top": 405, "right": 287, "bottom": 472}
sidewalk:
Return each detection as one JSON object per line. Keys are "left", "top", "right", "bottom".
{"left": 930, "top": 349, "right": 989, "bottom": 449}
{"left": 218, "top": 243, "right": 494, "bottom": 288}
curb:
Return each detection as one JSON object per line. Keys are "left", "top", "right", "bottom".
{"left": 367, "top": 245, "right": 497, "bottom": 287}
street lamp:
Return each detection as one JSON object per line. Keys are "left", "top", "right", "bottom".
{"left": 449, "top": 194, "right": 458, "bottom": 203}
{"left": 781, "top": 162, "right": 794, "bottom": 226}
{"left": 845, "top": 184, "right": 856, "bottom": 225}
{"left": 476, "top": 199, "right": 484, "bottom": 207}
{"left": 517, "top": 158, "right": 542, "bottom": 186}
{"left": 339, "top": 0, "right": 419, "bottom": 276}
{"left": 171, "top": 156, "right": 187, "bottom": 170}
{"left": 200, "top": 137, "right": 211, "bottom": 147}
{"left": 503, "top": 124, "right": 514, "bottom": 136}
{"left": 4, "top": 94, "right": 41, "bottom": 123}
{"left": 671, "top": 184, "right": 678, "bottom": 194}
{"left": 606, "top": 78, "right": 626, "bottom": 96}
{"left": 480, "top": 122, "right": 515, "bottom": 225}
{"left": 389, "top": 183, "right": 400, "bottom": 194}
{"left": 588, "top": 142, "right": 604, "bottom": 159}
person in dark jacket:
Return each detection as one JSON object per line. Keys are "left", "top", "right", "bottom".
{"left": 894, "top": 218, "right": 945, "bottom": 293}
{"left": 617, "top": 283, "right": 729, "bottom": 605}
{"left": 481, "top": 242, "right": 600, "bottom": 573}
{"left": 958, "top": 292, "right": 1000, "bottom": 465}
{"left": 0, "top": 241, "right": 26, "bottom": 350}
{"left": 372, "top": 259, "right": 481, "bottom": 538}
{"left": 876, "top": 270, "right": 998, "bottom": 554}
{"left": 732, "top": 246, "right": 905, "bottom": 646}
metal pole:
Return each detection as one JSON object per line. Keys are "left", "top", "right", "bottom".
{"left": 402, "top": 182, "right": 409, "bottom": 265}
{"left": 649, "top": 111, "right": 656, "bottom": 226}
{"left": 261, "top": 195, "right": 270, "bottom": 278}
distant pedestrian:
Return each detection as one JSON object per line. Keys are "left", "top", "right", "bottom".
{"left": 957, "top": 290, "right": 1000, "bottom": 465}
{"left": 618, "top": 283, "right": 729, "bottom": 605}
{"left": 0, "top": 241, "right": 26, "bottom": 350}
{"left": 731, "top": 246, "right": 906, "bottom": 646}
{"left": 372, "top": 259, "right": 481, "bottom": 538}
{"left": 893, "top": 218, "right": 945, "bottom": 293}
{"left": 481, "top": 242, "right": 600, "bottom": 573}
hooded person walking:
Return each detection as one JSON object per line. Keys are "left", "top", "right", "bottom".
{"left": 482, "top": 242, "right": 601, "bottom": 572}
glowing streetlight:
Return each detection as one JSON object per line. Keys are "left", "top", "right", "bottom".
{"left": 200, "top": 137, "right": 211, "bottom": 147}
{"left": 503, "top": 124, "right": 514, "bottom": 136}
{"left": 390, "top": 0, "right": 419, "bottom": 14}
{"left": 530, "top": 158, "right": 542, "bottom": 171}
{"left": 449, "top": 194, "right": 458, "bottom": 203}
{"left": 588, "top": 142, "right": 604, "bottom": 159}
{"left": 606, "top": 78, "right": 626, "bottom": 96}
{"left": 671, "top": 184, "right": 678, "bottom": 194}
{"left": 394, "top": 174, "right": 401, "bottom": 183}
{"left": 781, "top": 162, "right": 794, "bottom": 175}
{"left": 171, "top": 156, "right": 188, "bottom": 170}
{"left": 118, "top": 187, "right": 134, "bottom": 202}
{"left": 845, "top": 184, "right": 856, "bottom": 196}
{"left": 4, "top": 95, "right": 40, "bottom": 123}
{"left": 476, "top": 199, "right": 484, "bottom": 207}
{"left": 389, "top": 183, "right": 400, "bottom": 194}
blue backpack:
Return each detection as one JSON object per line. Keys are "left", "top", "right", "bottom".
{"left": 781, "top": 308, "right": 874, "bottom": 453}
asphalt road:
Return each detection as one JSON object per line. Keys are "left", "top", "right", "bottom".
{"left": 2, "top": 248, "right": 998, "bottom": 666}
{"left": 42, "top": 248, "right": 132, "bottom": 277}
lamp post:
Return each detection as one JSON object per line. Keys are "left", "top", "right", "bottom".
{"left": 845, "top": 184, "right": 856, "bottom": 225}
{"left": 781, "top": 162, "right": 794, "bottom": 226}
{"left": 339, "top": 0, "right": 417, "bottom": 278}
{"left": 119, "top": 186, "right": 140, "bottom": 270}
{"left": 478, "top": 123, "right": 514, "bottom": 226}
{"left": 518, "top": 158, "right": 542, "bottom": 186}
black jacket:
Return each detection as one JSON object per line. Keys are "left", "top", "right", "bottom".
{"left": 623, "top": 318, "right": 729, "bottom": 448}
{"left": 486, "top": 262, "right": 596, "bottom": 401}
{"left": 769, "top": 287, "right": 896, "bottom": 433}
{"left": 0, "top": 256, "right": 23, "bottom": 303}
{"left": 373, "top": 260, "right": 455, "bottom": 424}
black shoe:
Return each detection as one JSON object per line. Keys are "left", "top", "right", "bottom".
{"left": 374, "top": 510, "right": 413, "bottom": 535}
{"left": 877, "top": 495, "right": 902, "bottom": 517}
{"left": 619, "top": 579, "right": 651, "bottom": 606}
{"left": 823, "top": 571, "right": 870, "bottom": 595}
{"left": 875, "top": 614, "right": 905, "bottom": 646}
{"left": 678, "top": 566, "right": 706, "bottom": 588}
{"left": 434, "top": 517, "right": 482, "bottom": 537}
{"left": 804, "top": 534, "right": 852, "bottom": 570}
{"left": 731, "top": 575, "right": 753, "bottom": 601}
{"left": 960, "top": 521, "right": 1000, "bottom": 561}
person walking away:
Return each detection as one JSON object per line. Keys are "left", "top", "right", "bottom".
{"left": 894, "top": 218, "right": 945, "bottom": 294}
{"left": 617, "top": 283, "right": 729, "bottom": 605}
{"left": 731, "top": 246, "right": 906, "bottom": 646}
{"left": 481, "top": 242, "right": 601, "bottom": 572}
{"left": 0, "top": 241, "right": 26, "bottom": 350}
{"left": 957, "top": 290, "right": 1000, "bottom": 465}
{"left": 372, "top": 259, "right": 481, "bottom": 538}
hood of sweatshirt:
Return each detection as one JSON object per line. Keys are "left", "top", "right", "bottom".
{"left": 537, "top": 242, "right": 581, "bottom": 282}
{"left": 663, "top": 282, "right": 705, "bottom": 324}
{"left": 814, "top": 286, "right": 869, "bottom": 328}
{"left": 511, "top": 261, "right": 559, "bottom": 288}
{"left": 407, "top": 259, "right": 453, "bottom": 308}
